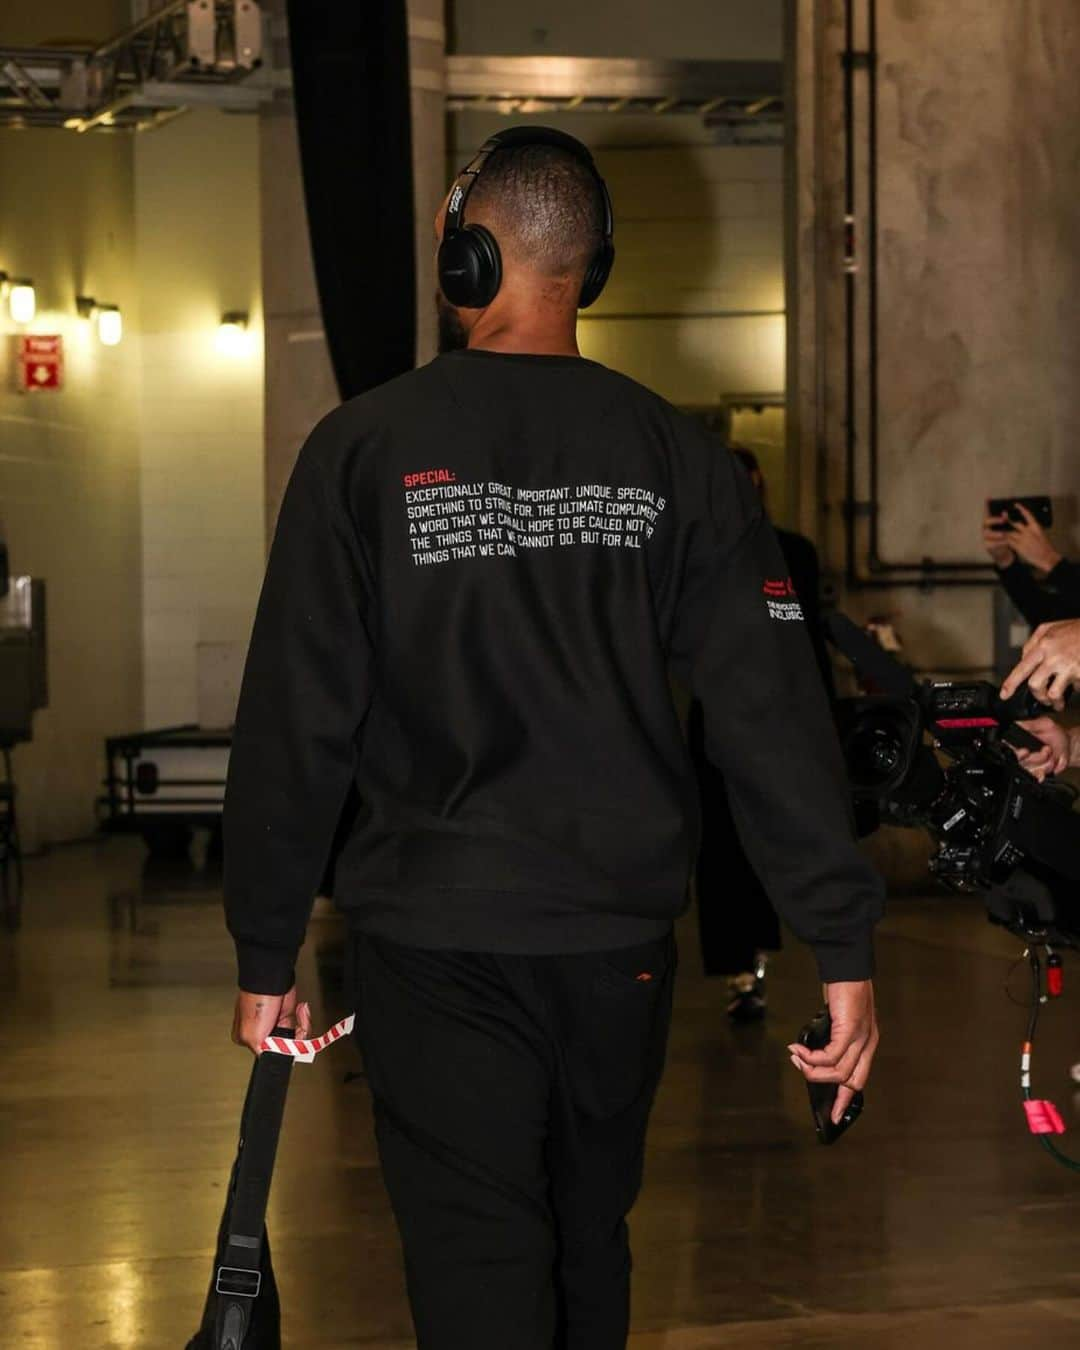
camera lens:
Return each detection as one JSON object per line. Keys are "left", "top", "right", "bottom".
{"left": 847, "top": 726, "right": 904, "bottom": 790}
{"left": 870, "top": 737, "right": 901, "bottom": 775}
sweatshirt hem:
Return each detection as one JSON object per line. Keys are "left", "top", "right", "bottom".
{"left": 339, "top": 884, "right": 678, "bottom": 955}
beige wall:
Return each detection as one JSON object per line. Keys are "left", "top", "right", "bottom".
{"left": 0, "top": 124, "right": 141, "bottom": 847}
{"left": 0, "top": 17, "right": 264, "bottom": 844}
{"left": 788, "top": 0, "right": 1080, "bottom": 674}
{"left": 580, "top": 135, "right": 783, "bottom": 394}
{"left": 450, "top": 0, "right": 782, "bottom": 58}
{"left": 1, "top": 0, "right": 129, "bottom": 46}
{"left": 134, "top": 108, "right": 265, "bottom": 727}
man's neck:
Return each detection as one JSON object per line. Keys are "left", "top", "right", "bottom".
{"left": 468, "top": 334, "right": 581, "bottom": 357}
{"left": 465, "top": 306, "right": 580, "bottom": 358}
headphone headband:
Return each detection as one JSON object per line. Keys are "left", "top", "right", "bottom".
{"left": 439, "top": 125, "right": 615, "bottom": 310}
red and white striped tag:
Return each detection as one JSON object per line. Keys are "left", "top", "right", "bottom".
{"left": 260, "top": 1013, "right": 356, "bottom": 1064}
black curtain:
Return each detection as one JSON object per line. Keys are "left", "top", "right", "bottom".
{"left": 286, "top": 0, "right": 416, "bottom": 400}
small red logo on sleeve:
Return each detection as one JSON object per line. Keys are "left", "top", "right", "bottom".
{"left": 762, "top": 577, "right": 797, "bottom": 598}
{"left": 763, "top": 577, "right": 804, "bottom": 622}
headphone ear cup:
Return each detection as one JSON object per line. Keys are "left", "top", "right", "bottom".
{"left": 438, "top": 225, "right": 503, "bottom": 309}
{"left": 465, "top": 225, "right": 502, "bottom": 308}
{"left": 579, "top": 241, "right": 615, "bottom": 310}
{"left": 437, "top": 231, "right": 483, "bottom": 308}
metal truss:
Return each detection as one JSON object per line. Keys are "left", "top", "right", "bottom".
{"left": 0, "top": 26, "right": 781, "bottom": 143}
{"left": 0, "top": 0, "right": 263, "bottom": 132}
{"left": 445, "top": 57, "right": 783, "bottom": 143}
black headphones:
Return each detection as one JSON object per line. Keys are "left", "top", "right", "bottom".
{"left": 437, "top": 125, "right": 615, "bottom": 311}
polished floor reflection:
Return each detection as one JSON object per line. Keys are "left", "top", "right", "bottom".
{"left": 2, "top": 838, "right": 1080, "bottom": 1347}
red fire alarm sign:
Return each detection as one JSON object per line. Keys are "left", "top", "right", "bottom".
{"left": 16, "top": 335, "right": 64, "bottom": 392}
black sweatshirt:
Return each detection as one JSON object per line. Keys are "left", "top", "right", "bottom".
{"left": 224, "top": 350, "right": 883, "bottom": 994}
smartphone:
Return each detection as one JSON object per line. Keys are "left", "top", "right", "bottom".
{"left": 987, "top": 495, "right": 1053, "bottom": 529}
{"left": 797, "top": 1008, "right": 864, "bottom": 1146}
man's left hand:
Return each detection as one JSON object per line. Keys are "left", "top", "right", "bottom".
{"left": 788, "top": 980, "right": 879, "bottom": 1125}
{"left": 1001, "top": 619, "right": 1080, "bottom": 710}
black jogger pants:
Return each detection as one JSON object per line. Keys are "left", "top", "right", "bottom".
{"left": 352, "top": 930, "right": 675, "bottom": 1350}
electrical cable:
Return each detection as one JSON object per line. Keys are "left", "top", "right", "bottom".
{"left": 1003, "top": 954, "right": 1033, "bottom": 1008}
{"left": 1020, "top": 947, "right": 1080, "bottom": 1173}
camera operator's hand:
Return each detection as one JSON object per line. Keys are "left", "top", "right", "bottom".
{"left": 788, "top": 980, "right": 878, "bottom": 1124}
{"left": 982, "top": 510, "right": 1016, "bottom": 568}
{"left": 1007, "top": 502, "right": 1062, "bottom": 575}
{"left": 1001, "top": 618, "right": 1080, "bottom": 710}
{"left": 1012, "top": 716, "right": 1072, "bottom": 780}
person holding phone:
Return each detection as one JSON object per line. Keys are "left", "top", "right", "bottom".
{"left": 983, "top": 500, "right": 1080, "bottom": 626}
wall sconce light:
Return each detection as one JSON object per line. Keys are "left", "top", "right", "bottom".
{"left": 76, "top": 295, "right": 123, "bottom": 346}
{"left": 98, "top": 305, "right": 123, "bottom": 347}
{"left": 216, "top": 310, "right": 250, "bottom": 356}
{"left": 1, "top": 272, "right": 36, "bottom": 324}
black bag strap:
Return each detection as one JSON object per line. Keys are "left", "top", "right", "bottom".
{"left": 214, "top": 1028, "right": 294, "bottom": 1301}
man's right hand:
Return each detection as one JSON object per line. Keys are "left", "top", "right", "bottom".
{"left": 231, "top": 985, "right": 311, "bottom": 1055}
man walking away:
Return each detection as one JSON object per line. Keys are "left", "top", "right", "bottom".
{"left": 223, "top": 127, "right": 883, "bottom": 1350}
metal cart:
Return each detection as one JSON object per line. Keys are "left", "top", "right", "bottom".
{"left": 100, "top": 725, "right": 231, "bottom": 856}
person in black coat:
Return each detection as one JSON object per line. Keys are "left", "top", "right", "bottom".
{"left": 688, "top": 447, "right": 834, "bottom": 1021}
{"left": 983, "top": 501, "right": 1080, "bottom": 626}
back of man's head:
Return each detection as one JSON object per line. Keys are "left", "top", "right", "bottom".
{"left": 469, "top": 143, "right": 604, "bottom": 281}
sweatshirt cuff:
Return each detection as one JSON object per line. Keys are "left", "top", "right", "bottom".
{"left": 813, "top": 932, "right": 876, "bottom": 984}
{"left": 234, "top": 940, "right": 298, "bottom": 995}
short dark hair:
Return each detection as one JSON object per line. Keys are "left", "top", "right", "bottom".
{"left": 469, "top": 143, "right": 604, "bottom": 277}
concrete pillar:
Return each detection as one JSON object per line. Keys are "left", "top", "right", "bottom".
{"left": 786, "top": 0, "right": 1080, "bottom": 673}
{"left": 259, "top": 0, "right": 446, "bottom": 537}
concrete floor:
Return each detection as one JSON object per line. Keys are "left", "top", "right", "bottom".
{"left": 3, "top": 838, "right": 1080, "bottom": 1348}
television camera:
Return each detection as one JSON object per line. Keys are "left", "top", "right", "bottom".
{"left": 826, "top": 613, "right": 1080, "bottom": 946}
{"left": 825, "top": 613, "right": 1080, "bottom": 1168}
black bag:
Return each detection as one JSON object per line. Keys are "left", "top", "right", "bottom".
{"left": 187, "top": 1031, "right": 295, "bottom": 1350}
